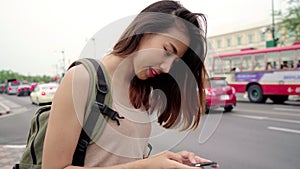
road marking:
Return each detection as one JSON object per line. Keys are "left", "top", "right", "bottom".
{"left": 235, "top": 108, "right": 300, "bottom": 117}
{"left": 231, "top": 114, "right": 300, "bottom": 124}
{"left": 268, "top": 117, "right": 300, "bottom": 124}
{"left": 3, "top": 145, "right": 26, "bottom": 149}
{"left": 0, "top": 107, "right": 28, "bottom": 119}
{"left": 232, "top": 114, "right": 267, "bottom": 120}
{"left": 273, "top": 107, "right": 300, "bottom": 113}
{"left": 267, "top": 126, "right": 300, "bottom": 134}
{"left": 0, "top": 99, "right": 22, "bottom": 109}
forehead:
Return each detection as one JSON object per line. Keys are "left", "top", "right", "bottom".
{"left": 160, "top": 27, "right": 190, "bottom": 56}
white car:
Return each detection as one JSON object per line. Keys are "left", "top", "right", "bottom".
{"left": 6, "top": 80, "right": 20, "bottom": 95}
{"left": 30, "top": 83, "right": 59, "bottom": 105}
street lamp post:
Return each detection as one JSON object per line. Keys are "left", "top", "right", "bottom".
{"left": 92, "top": 38, "right": 96, "bottom": 57}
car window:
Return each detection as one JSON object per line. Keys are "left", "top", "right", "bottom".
{"left": 8, "top": 81, "right": 20, "bottom": 86}
{"left": 34, "top": 86, "right": 39, "bottom": 92}
{"left": 210, "top": 80, "right": 227, "bottom": 87}
{"left": 41, "top": 85, "right": 57, "bottom": 90}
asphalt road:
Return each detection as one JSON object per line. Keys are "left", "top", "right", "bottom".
{"left": 0, "top": 94, "right": 300, "bottom": 169}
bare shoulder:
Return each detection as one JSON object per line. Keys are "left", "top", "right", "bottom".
{"left": 42, "top": 64, "right": 92, "bottom": 168}
{"left": 54, "top": 64, "right": 91, "bottom": 121}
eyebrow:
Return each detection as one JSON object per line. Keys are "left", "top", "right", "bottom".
{"left": 168, "top": 42, "right": 178, "bottom": 55}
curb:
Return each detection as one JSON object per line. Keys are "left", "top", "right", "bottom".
{"left": 0, "top": 101, "right": 11, "bottom": 116}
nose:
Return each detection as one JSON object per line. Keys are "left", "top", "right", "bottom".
{"left": 160, "top": 56, "right": 177, "bottom": 73}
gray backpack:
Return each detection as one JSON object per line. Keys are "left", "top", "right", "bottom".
{"left": 14, "top": 58, "right": 124, "bottom": 169}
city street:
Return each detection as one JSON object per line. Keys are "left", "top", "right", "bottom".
{"left": 0, "top": 94, "right": 300, "bottom": 169}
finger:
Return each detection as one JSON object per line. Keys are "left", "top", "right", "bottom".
{"left": 165, "top": 151, "right": 184, "bottom": 163}
{"left": 211, "top": 163, "right": 220, "bottom": 168}
{"left": 169, "top": 160, "right": 204, "bottom": 169}
{"left": 193, "top": 157, "right": 220, "bottom": 168}
{"left": 194, "top": 156, "right": 212, "bottom": 163}
{"left": 178, "top": 151, "right": 197, "bottom": 164}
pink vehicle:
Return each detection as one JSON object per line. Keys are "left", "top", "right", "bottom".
{"left": 205, "top": 77, "right": 237, "bottom": 113}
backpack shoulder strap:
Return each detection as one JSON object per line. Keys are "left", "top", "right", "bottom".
{"left": 68, "top": 58, "right": 124, "bottom": 166}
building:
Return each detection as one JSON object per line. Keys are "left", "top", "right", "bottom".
{"left": 205, "top": 22, "right": 296, "bottom": 72}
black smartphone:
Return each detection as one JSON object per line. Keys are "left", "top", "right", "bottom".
{"left": 188, "top": 161, "right": 217, "bottom": 167}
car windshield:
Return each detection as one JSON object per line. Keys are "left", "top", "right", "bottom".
{"left": 210, "top": 80, "right": 227, "bottom": 87}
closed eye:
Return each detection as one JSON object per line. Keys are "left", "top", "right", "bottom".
{"left": 163, "top": 47, "right": 172, "bottom": 57}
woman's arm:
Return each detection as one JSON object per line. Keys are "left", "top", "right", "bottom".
{"left": 42, "top": 65, "right": 90, "bottom": 169}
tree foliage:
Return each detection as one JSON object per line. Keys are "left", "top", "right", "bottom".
{"left": 275, "top": 0, "right": 300, "bottom": 42}
{"left": 0, "top": 70, "right": 55, "bottom": 84}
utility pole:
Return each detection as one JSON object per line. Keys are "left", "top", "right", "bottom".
{"left": 271, "top": 0, "right": 276, "bottom": 43}
{"left": 267, "top": 0, "right": 278, "bottom": 47}
{"left": 61, "top": 50, "right": 66, "bottom": 77}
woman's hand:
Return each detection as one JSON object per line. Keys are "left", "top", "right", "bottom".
{"left": 130, "top": 150, "right": 219, "bottom": 169}
{"left": 177, "top": 151, "right": 219, "bottom": 168}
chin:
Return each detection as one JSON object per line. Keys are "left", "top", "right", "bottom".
{"left": 137, "top": 76, "right": 148, "bottom": 80}
{"left": 136, "top": 72, "right": 147, "bottom": 80}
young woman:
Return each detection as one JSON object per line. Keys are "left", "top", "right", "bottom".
{"left": 42, "top": 1, "right": 218, "bottom": 169}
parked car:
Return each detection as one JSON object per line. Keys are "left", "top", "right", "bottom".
{"left": 30, "top": 82, "right": 38, "bottom": 92}
{"left": 205, "top": 77, "right": 236, "bottom": 113}
{"left": 30, "top": 83, "right": 59, "bottom": 105}
{"left": 6, "top": 80, "right": 20, "bottom": 95}
{"left": 0, "top": 83, "right": 5, "bottom": 94}
{"left": 16, "top": 84, "right": 31, "bottom": 96}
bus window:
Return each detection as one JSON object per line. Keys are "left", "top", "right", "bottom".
{"left": 205, "top": 57, "right": 213, "bottom": 72}
{"left": 222, "top": 58, "right": 231, "bottom": 72}
{"left": 231, "top": 57, "right": 241, "bottom": 71}
{"left": 280, "top": 51, "right": 294, "bottom": 69}
{"left": 253, "top": 54, "right": 265, "bottom": 71}
{"left": 241, "top": 55, "right": 252, "bottom": 71}
{"left": 266, "top": 52, "right": 279, "bottom": 70}
{"left": 213, "top": 57, "right": 222, "bottom": 73}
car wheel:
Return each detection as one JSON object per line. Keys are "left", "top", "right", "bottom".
{"left": 205, "top": 105, "right": 210, "bottom": 114}
{"left": 224, "top": 106, "right": 233, "bottom": 112}
{"left": 247, "top": 84, "right": 267, "bottom": 103}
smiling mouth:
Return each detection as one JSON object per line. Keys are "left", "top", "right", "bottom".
{"left": 149, "top": 67, "right": 158, "bottom": 78}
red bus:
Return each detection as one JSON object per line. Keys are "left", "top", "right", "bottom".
{"left": 210, "top": 41, "right": 300, "bottom": 103}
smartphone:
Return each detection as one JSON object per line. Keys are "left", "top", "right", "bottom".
{"left": 188, "top": 161, "right": 217, "bottom": 167}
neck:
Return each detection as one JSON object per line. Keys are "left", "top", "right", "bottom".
{"left": 100, "top": 53, "right": 134, "bottom": 81}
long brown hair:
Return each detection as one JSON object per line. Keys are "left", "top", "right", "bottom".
{"left": 111, "top": 0, "right": 208, "bottom": 130}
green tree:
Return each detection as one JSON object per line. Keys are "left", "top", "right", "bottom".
{"left": 276, "top": 0, "right": 300, "bottom": 43}
{"left": 0, "top": 70, "right": 56, "bottom": 84}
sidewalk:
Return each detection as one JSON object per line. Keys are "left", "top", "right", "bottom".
{"left": 0, "top": 99, "right": 21, "bottom": 169}
{"left": 0, "top": 101, "right": 10, "bottom": 116}
{"left": 0, "top": 145, "right": 25, "bottom": 169}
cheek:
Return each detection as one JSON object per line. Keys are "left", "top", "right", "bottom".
{"left": 134, "top": 50, "right": 164, "bottom": 69}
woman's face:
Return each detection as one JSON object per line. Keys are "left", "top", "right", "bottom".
{"left": 133, "top": 28, "right": 190, "bottom": 80}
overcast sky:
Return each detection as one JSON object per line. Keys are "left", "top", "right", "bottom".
{"left": 0, "top": 0, "right": 287, "bottom": 76}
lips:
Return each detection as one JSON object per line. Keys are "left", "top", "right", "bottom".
{"left": 149, "top": 67, "right": 158, "bottom": 78}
